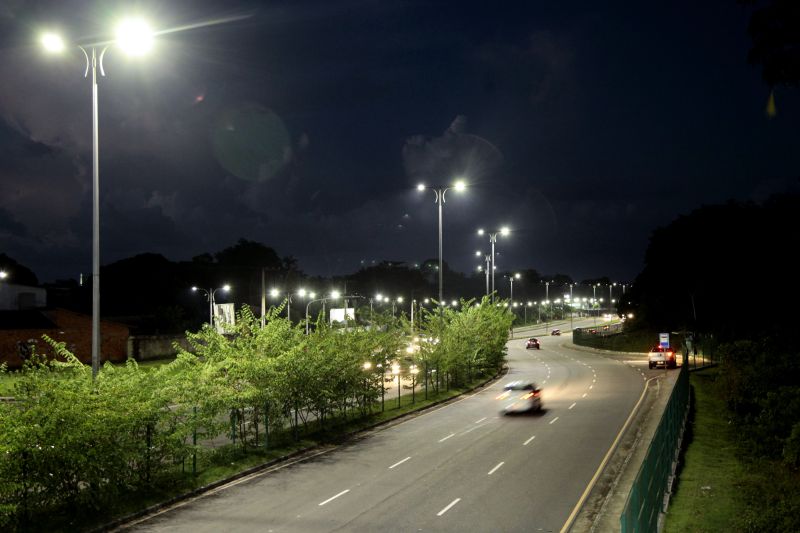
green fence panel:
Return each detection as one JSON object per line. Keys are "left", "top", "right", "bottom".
{"left": 620, "top": 365, "right": 689, "bottom": 532}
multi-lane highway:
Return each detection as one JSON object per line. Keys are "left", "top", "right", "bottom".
{"left": 128, "top": 323, "right": 652, "bottom": 532}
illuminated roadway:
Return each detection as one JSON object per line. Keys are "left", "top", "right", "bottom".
{"left": 127, "top": 322, "right": 651, "bottom": 532}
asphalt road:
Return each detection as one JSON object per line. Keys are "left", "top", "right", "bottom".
{"left": 128, "top": 323, "right": 649, "bottom": 532}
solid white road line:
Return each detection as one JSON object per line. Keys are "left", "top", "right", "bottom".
{"left": 549, "top": 416, "right": 559, "bottom": 424}
{"left": 437, "top": 498, "right": 461, "bottom": 516}
{"left": 389, "top": 457, "right": 411, "bottom": 469}
{"left": 438, "top": 433, "right": 455, "bottom": 443}
{"left": 319, "top": 489, "right": 350, "bottom": 506}
{"left": 523, "top": 435, "right": 536, "bottom": 446}
{"left": 487, "top": 462, "right": 505, "bottom": 475}
{"left": 560, "top": 376, "right": 659, "bottom": 533}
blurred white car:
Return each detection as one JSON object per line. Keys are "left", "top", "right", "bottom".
{"left": 497, "top": 381, "right": 542, "bottom": 414}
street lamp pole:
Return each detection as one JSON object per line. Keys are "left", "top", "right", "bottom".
{"left": 478, "top": 227, "right": 509, "bottom": 303}
{"left": 41, "top": 21, "right": 154, "bottom": 379}
{"left": 192, "top": 285, "right": 231, "bottom": 330}
{"left": 509, "top": 273, "right": 520, "bottom": 307}
{"left": 418, "top": 181, "right": 466, "bottom": 315}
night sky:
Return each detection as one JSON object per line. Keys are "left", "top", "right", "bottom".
{"left": 0, "top": 0, "right": 797, "bottom": 284}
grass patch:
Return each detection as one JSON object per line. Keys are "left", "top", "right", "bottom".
{"left": 665, "top": 367, "right": 800, "bottom": 532}
{"left": 664, "top": 368, "right": 742, "bottom": 532}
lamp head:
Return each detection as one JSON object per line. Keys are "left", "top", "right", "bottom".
{"left": 41, "top": 32, "right": 65, "bottom": 53}
{"left": 115, "top": 17, "right": 154, "bottom": 56}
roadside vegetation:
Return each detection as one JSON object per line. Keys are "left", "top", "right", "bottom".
{"left": 616, "top": 195, "right": 800, "bottom": 531}
{"left": 667, "top": 355, "right": 800, "bottom": 532}
{"left": 0, "top": 296, "right": 512, "bottom": 531}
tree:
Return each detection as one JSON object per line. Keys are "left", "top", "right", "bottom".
{"left": 214, "top": 239, "right": 282, "bottom": 270}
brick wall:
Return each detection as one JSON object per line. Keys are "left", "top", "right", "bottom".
{"left": 0, "top": 308, "right": 129, "bottom": 369}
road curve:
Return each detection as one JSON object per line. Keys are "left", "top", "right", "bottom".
{"left": 127, "top": 327, "right": 647, "bottom": 532}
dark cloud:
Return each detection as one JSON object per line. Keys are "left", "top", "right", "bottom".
{"left": 0, "top": 0, "right": 798, "bottom": 285}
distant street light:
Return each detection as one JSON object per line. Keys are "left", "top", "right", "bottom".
{"left": 477, "top": 227, "right": 510, "bottom": 302}
{"left": 392, "top": 363, "right": 401, "bottom": 408}
{"left": 509, "top": 272, "right": 521, "bottom": 308}
{"left": 41, "top": 18, "right": 155, "bottom": 379}
{"left": 192, "top": 285, "right": 231, "bottom": 329}
{"left": 410, "top": 365, "right": 419, "bottom": 404}
{"left": 269, "top": 288, "right": 306, "bottom": 321}
{"left": 418, "top": 180, "right": 467, "bottom": 314}
{"left": 476, "top": 251, "right": 491, "bottom": 296}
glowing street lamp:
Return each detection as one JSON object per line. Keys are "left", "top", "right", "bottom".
{"left": 478, "top": 226, "right": 510, "bottom": 302}
{"left": 417, "top": 180, "right": 467, "bottom": 314}
{"left": 392, "top": 363, "right": 401, "bottom": 408}
{"left": 192, "top": 284, "right": 231, "bottom": 330}
{"left": 40, "top": 17, "right": 155, "bottom": 379}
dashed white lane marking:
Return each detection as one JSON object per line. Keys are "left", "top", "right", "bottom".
{"left": 437, "top": 498, "right": 461, "bottom": 516}
{"left": 438, "top": 433, "right": 455, "bottom": 443}
{"left": 569, "top": 402, "right": 577, "bottom": 410}
{"left": 389, "top": 457, "right": 411, "bottom": 469}
{"left": 319, "top": 489, "right": 349, "bottom": 506}
{"left": 582, "top": 393, "right": 587, "bottom": 398}
{"left": 524, "top": 435, "right": 536, "bottom": 446}
{"left": 549, "top": 416, "right": 560, "bottom": 425}
{"left": 488, "top": 462, "right": 505, "bottom": 475}
{"left": 475, "top": 417, "right": 487, "bottom": 424}
{"left": 589, "top": 385, "right": 594, "bottom": 389}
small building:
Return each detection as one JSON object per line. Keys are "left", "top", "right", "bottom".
{"left": 0, "top": 308, "right": 129, "bottom": 369}
{"left": 0, "top": 282, "right": 47, "bottom": 310}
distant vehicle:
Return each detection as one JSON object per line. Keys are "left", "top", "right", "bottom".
{"left": 526, "top": 337, "right": 540, "bottom": 349}
{"left": 551, "top": 329, "right": 561, "bottom": 336}
{"left": 648, "top": 346, "right": 677, "bottom": 369}
{"left": 588, "top": 328, "right": 597, "bottom": 334}
{"left": 497, "top": 381, "right": 542, "bottom": 414}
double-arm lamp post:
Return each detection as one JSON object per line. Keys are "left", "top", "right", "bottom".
{"left": 477, "top": 227, "right": 510, "bottom": 303}
{"left": 192, "top": 285, "right": 231, "bottom": 330}
{"left": 417, "top": 180, "right": 466, "bottom": 314}
{"left": 40, "top": 19, "right": 154, "bottom": 379}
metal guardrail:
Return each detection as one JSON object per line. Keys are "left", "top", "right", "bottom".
{"left": 620, "top": 364, "right": 690, "bottom": 532}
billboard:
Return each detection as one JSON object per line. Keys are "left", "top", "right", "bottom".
{"left": 330, "top": 307, "right": 355, "bottom": 324}
{"left": 214, "top": 303, "right": 236, "bottom": 333}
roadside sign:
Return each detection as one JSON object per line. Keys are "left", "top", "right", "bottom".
{"left": 659, "top": 332, "right": 669, "bottom": 348}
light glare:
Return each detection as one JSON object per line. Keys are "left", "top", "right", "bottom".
{"left": 41, "top": 32, "right": 65, "bottom": 52}
{"left": 115, "top": 18, "right": 154, "bottom": 56}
